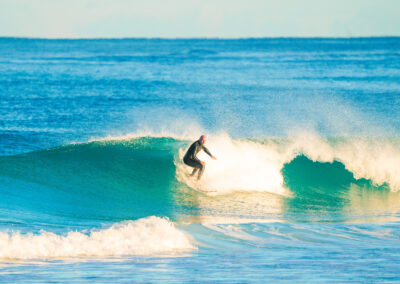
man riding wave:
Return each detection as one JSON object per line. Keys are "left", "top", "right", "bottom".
{"left": 183, "top": 135, "right": 216, "bottom": 180}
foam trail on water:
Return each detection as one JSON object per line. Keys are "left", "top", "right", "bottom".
{"left": 0, "top": 217, "right": 195, "bottom": 260}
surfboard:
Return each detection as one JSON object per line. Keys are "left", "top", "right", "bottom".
{"left": 193, "top": 187, "right": 217, "bottom": 194}
{"left": 184, "top": 175, "right": 217, "bottom": 193}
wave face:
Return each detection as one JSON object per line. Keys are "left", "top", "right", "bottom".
{"left": 1, "top": 135, "right": 398, "bottom": 224}
{"left": 0, "top": 137, "right": 183, "bottom": 222}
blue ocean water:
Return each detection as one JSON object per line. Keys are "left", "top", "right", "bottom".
{"left": 1, "top": 37, "right": 400, "bottom": 282}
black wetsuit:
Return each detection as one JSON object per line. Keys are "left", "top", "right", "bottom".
{"left": 183, "top": 140, "right": 213, "bottom": 180}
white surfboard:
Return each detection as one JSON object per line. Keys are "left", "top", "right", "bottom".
{"left": 184, "top": 175, "right": 216, "bottom": 193}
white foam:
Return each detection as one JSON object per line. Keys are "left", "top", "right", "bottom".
{"left": 0, "top": 216, "right": 195, "bottom": 260}
{"left": 176, "top": 133, "right": 400, "bottom": 194}
{"left": 176, "top": 133, "right": 289, "bottom": 195}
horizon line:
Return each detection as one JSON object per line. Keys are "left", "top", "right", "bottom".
{"left": 1, "top": 35, "right": 400, "bottom": 41}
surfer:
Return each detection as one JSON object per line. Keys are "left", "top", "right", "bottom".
{"left": 183, "top": 135, "right": 216, "bottom": 180}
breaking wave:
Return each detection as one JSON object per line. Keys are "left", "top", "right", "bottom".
{"left": 0, "top": 217, "right": 195, "bottom": 260}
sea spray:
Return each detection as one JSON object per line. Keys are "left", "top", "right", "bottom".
{"left": 175, "top": 133, "right": 400, "bottom": 193}
{"left": 0, "top": 216, "right": 195, "bottom": 260}
{"left": 176, "top": 134, "right": 287, "bottom": 195}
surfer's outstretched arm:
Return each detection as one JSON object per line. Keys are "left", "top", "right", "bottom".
{"left": 203, "top": 146, "right": 212, "bottom": 156}
{"left": 203, "top": 146, "right": 217, "bottom": 160}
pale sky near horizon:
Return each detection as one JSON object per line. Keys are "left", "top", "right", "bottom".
{"left": 0, "top": 0, "right": 399, "bottom": 38}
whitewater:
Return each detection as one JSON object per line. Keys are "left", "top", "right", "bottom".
{"left": 1, "top": 37, "right": 400, "bottom": 282}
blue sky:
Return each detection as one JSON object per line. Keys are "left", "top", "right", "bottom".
{"left": 0, "top": 0, "right": 399, "bottom": 38}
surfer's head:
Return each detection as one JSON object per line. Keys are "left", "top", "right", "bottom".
{"left": 199, "top": 135, "right": 206, "bottom": 144}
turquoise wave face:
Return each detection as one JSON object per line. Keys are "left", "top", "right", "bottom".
{"left": 1, "top": 136, "right": 398, "bottom": 229}
{"left": 0, "top": 137, "right": 186, "bottom": 225}
{"left": 282, "top": 155, "right": 393, "bottom": 219}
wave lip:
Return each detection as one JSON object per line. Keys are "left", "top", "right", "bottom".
{"left": 0, "top": 217, "right": 195, "bottom": 260}
{"left": 176, "top": 133, "right": 400, "bottom": 194}
{"left": 290, "top": 135, "right": 400, "bottom": 190}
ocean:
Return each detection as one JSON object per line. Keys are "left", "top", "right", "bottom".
{"left": 0, "top": 37, "right": 400, "bottom": 282}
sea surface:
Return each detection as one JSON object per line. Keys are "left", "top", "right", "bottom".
{"left": 1, "top": 37, "right": 400, "bottom": 282}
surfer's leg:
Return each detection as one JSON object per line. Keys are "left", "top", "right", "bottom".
{"left": 190, "top": 168, "right": 198, "bottom": 176}
{"left": 197, "top": 164, "right": 205, "bottom": 180}
{"left": 184, "top": 158, "right": 201, "bottom": 177}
